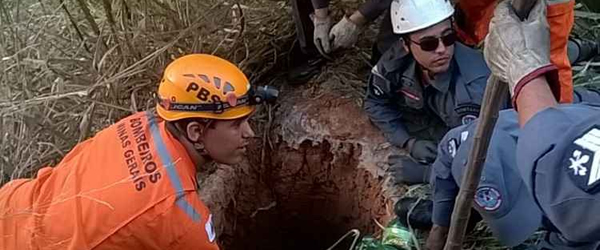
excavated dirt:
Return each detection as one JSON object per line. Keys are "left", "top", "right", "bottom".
{"left": 198, "top": 83, "right": 408, "bottom": 249}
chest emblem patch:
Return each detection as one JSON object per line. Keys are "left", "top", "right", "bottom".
{"left": 474, "top": 186, "right": 502, "bottom": 211}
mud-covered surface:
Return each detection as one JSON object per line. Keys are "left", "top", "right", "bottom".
{"left": 198, "top": 83, "right": 408, "bottom": 250}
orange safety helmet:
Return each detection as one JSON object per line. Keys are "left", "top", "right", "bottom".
{"left": 156, "top": 54, "right": 255, "bottom": 121}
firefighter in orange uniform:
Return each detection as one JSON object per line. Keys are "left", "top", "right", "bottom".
{"left": 0, "top": 54, "right": 277, "bottom": 249}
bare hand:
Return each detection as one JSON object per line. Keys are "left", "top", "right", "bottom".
{"left": 425, "top": 225, "right": 449, "bottom": 250}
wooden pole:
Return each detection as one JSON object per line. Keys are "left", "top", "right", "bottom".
{"left": 443, "top": 1, "right": 536, "bottom": 249}
{"left": 442, "top": 77, "right": 507, "bottom": 250}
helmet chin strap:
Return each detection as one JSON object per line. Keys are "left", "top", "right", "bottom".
{"left": 166, "top": 120, "right": 213, "bottom": 168}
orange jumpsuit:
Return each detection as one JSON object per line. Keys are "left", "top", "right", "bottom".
{"left": 456, "top": 0, "right": 575, "bottom": 103}
{"left": 0, "top": 111, "right": 219, "bottom": 250}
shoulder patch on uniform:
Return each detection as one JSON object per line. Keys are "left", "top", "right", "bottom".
{"left": 461, "top": 131, "right": 469, "bottom": 142}
{"left": 461, "top": 114, "right": 477, "bottom": 125}
{"left": 564, "top": 126, "right": 600, "bottom": 193}
{"left": 371, "top": 65, "right": 379, "bottom": 75}
{"left": 205, "top": 214, "right": 216, "bottom": 242}
{"left": 372, "top": 82, "right": 384, "bottom": 97}
{"left": 474, "top": 186, "right": 502, "bottom": 211}
{"left": 448, "top": 138, "right": 458, "bottom": 158}
{"left": 370, "top": 65, "right": 387, "bottom": 98}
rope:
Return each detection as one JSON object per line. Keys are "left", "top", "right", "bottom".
{"left": 406, "top": 197, "right": 423, "bottom": 250}
{"left": 326, "top": 229, "right": 361, "bottom": 250}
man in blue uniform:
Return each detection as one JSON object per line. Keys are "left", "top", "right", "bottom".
{"left": 426, "top": 110, "right": 542, "bottom": 249}
{"left": 482, "top": 0, "right": 600, "bottom": 247}
{"left": 422, "top": 107, "right": 600, "bottom": 249}
{"left": 365, "top": 0, "right": 508, "bottom": 184}
{"left": 388, "top": 86, "right": 600, "bottom": 187}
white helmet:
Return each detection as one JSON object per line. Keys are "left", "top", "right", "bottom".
{"left": 391, "top": 0, "right": 455, "bottom": 34}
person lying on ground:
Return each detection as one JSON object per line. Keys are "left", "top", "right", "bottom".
{"left": 365, "top": 0, "right": 506, "bottom": 169}
{"left": 0, "top": 54, "right": 276, "bottom": 250}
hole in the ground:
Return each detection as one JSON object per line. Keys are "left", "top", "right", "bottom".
{"left": 218, "top": 140, "right": 389, "bottom": 250}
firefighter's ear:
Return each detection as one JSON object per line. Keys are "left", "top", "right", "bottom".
{"left": 185, "top": 121, "right": 205, "bottom": 143}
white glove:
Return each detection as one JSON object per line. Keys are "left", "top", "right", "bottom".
{"left": 311, "top": 13, "right": 333, "bottom": 55}
{"left": 329, "top": 16, "right": 362, "bottom": 51}
{"left": 484, "top": 0, "right": 558, "bottom": 99}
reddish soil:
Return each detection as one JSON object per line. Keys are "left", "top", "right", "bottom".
{"left": 198, "top": 86, "right": 407, "bottom": 250}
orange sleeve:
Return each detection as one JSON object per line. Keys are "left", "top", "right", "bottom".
{"left": 455, "top": 0, "right": 497, "bottom": 46}
{"left": 95, "top": 191, "right": 219, "bottom": 250}
{"left": 547, "top": 0, "right": 575, "bottom": 103}
{"left": 456, "top": 0, "right": 575, "bottom": 103}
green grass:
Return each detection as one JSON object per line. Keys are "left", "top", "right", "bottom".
{"left": 572, "top": 2, "right": 600, "bottom": 87}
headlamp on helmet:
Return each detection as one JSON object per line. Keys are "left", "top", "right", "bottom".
{"left": 155, "top": 54, "right": 279, "bottom": 121}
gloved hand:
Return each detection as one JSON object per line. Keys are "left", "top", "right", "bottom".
{"left": 407, "top": 139, "right": 437, "bottom": 164}
{"left": 329, "top": 16, "right": 362, "bottom": 51}
{"left": 311, "top": 13, "right": 333, "bottom": 56}
{"left": 484, "top": 0, "right": 559, "bottom": 100}
{"left": 387, "top": 155, "right": 432, "bottom": 185}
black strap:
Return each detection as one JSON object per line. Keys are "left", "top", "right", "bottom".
{"left": 160, "top": 95, "right": 250, "bottom": 114}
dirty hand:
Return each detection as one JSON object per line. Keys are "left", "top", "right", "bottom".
{"left": 311, "top": 12, "right": 333, "bottom": 56}
{"left": 329, "top": 16, "right": 362, "bottom": 51}
{"left": 387, "top": 154, "right": 432, "bottom": 185}
{"left": 425, "top": 225, "right": 449, "bottom": 250}
{"left": 407, "top": 139, "right": 437, "bottom": 164}
{"left": 484, "top": 0, "right": 557, "bottom": 99}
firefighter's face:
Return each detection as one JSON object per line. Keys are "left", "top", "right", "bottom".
{"left": 201, "top": 116, "right": 255, "bottom": 165}
{"left": 403, "top": 19, "right": 455, "bottom": 75}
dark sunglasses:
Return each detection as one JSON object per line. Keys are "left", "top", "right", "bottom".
{"left": 409, "top": 32, "right": 457, "bottom": 52}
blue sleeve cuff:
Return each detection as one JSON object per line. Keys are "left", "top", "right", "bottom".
{"left": 364, "top": 99, "right": 410, "bottom": 148}
{"left": 431, "top": 131, "right": 459, "bottom": 227}
{"left": 432, "top": 175, "right": 458, "bottom": 227}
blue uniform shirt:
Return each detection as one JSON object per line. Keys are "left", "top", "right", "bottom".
{"left": 432, "top": 110, "right": 543, "bottom": 246}
{"left": 518, "top": 103, "right": 600, "bottom": 244}
{"left": 364, "top": 42, "right": 503, "bottom": 148}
